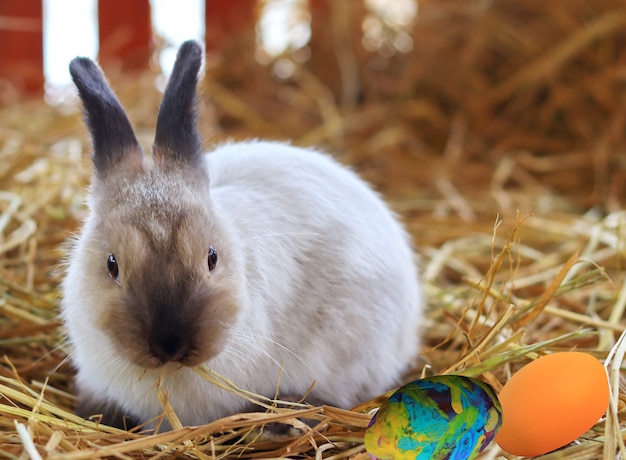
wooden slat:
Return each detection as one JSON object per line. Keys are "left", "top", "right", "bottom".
{"left": 98, "top": 0, "right": 152, "bottom": 71}
{"left": 0, "top": 0, "right": 44, "bottom": 96}
{"left": 205, "top": 0, "right": 258, "bottom": 52}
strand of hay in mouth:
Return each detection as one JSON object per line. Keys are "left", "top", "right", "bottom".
{"left": 192, "top": 365, "right": 312, "bottom": 412}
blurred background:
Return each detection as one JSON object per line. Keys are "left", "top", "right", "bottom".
{"left": 3, "top": 0, "right": 623, "bottom": 211}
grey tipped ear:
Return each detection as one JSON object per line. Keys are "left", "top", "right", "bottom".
{"left": 153, "top": 40, "right": 204, "bottom": 165}
{"left": 70, "top": 57, "right": 142, "bottom": 175}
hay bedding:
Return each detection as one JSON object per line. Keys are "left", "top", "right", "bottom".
{"left": 1, "top": 0, "right": 626, "bottom": 458}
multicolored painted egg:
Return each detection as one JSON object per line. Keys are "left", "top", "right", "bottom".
{"left": 364, "top": 375, "right": 502, "bottom": 460}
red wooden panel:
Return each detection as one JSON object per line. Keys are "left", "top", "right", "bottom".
{"left": 98, "top": 0, "right": 152, "bottom": 71}
{"left": 205, "top": 0, "right": 258, "bottom": 52}
{"left": 0, "top": 0, "right": 44, "bottom": 96}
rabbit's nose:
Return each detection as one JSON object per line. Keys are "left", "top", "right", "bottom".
{"left": 148, "top": 333, "right": 189, "bottom": 364}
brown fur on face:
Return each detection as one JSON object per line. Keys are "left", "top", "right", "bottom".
{"left": 86, "top": 157, "right": 242, "bottom": 370}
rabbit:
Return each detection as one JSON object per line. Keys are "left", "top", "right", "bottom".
{"left": 61, "top": 40, "right": 422, "bottom": 430}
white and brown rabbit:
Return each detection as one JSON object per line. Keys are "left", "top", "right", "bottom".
{"left": 61, "top": 40, "right": 422, "bottom": 429}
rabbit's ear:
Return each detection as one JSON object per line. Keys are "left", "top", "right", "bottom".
{"left": 153, "top": 40, "right": 204, "bottom": 167}
{"left": 69, "top": 57, "right": 143, "bottom": 176}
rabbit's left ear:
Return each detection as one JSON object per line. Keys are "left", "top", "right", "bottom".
{"left": 70, "top": 57, "right": 143, "bottom": 177}
{"left": 153, "top": 40, "right": 204, "bottom": 167}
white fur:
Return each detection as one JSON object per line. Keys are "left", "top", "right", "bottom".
{"left": 62, "top": 140, "right": 422, "bottom": 426}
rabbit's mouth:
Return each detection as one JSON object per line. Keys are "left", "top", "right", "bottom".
{"left": 142, "top": 336, "right": 206, "bottom": 369}
{"left": 129, "top": 344, "right": 214, "bottom": 371}
{"left": 103, "top": 303, "right": 226, "bottom": 370}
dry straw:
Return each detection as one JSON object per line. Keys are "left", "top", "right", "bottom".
{"left": 1, "top": 0, "right": 626, "bottom": 458}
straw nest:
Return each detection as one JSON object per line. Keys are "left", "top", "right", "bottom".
{"left": 1, "top": 0, "right": 626, "bottom": 458}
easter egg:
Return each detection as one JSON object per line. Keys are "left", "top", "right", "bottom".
{"left": 495, "top": 352, "right": 609, "bottom": 456}
{"left": 364, "top": 375, "right": 502, "bottom": 460}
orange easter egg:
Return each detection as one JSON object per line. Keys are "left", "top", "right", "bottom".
{"left": 495, "top": 352, "right": 609, "bottom": 457}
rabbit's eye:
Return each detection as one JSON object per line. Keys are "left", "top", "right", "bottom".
{"left": 208, "top": 245, "right": 218, "bottom": 271}
{"left": 107, "top": 253, "right": 119, "bottom": 280}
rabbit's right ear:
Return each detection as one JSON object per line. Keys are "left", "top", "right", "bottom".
{"left": 70, "top": 57, "right": 142, "bottom": 176}
{"left": 153, "top": 40, "right": 203, "bottom": 167}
